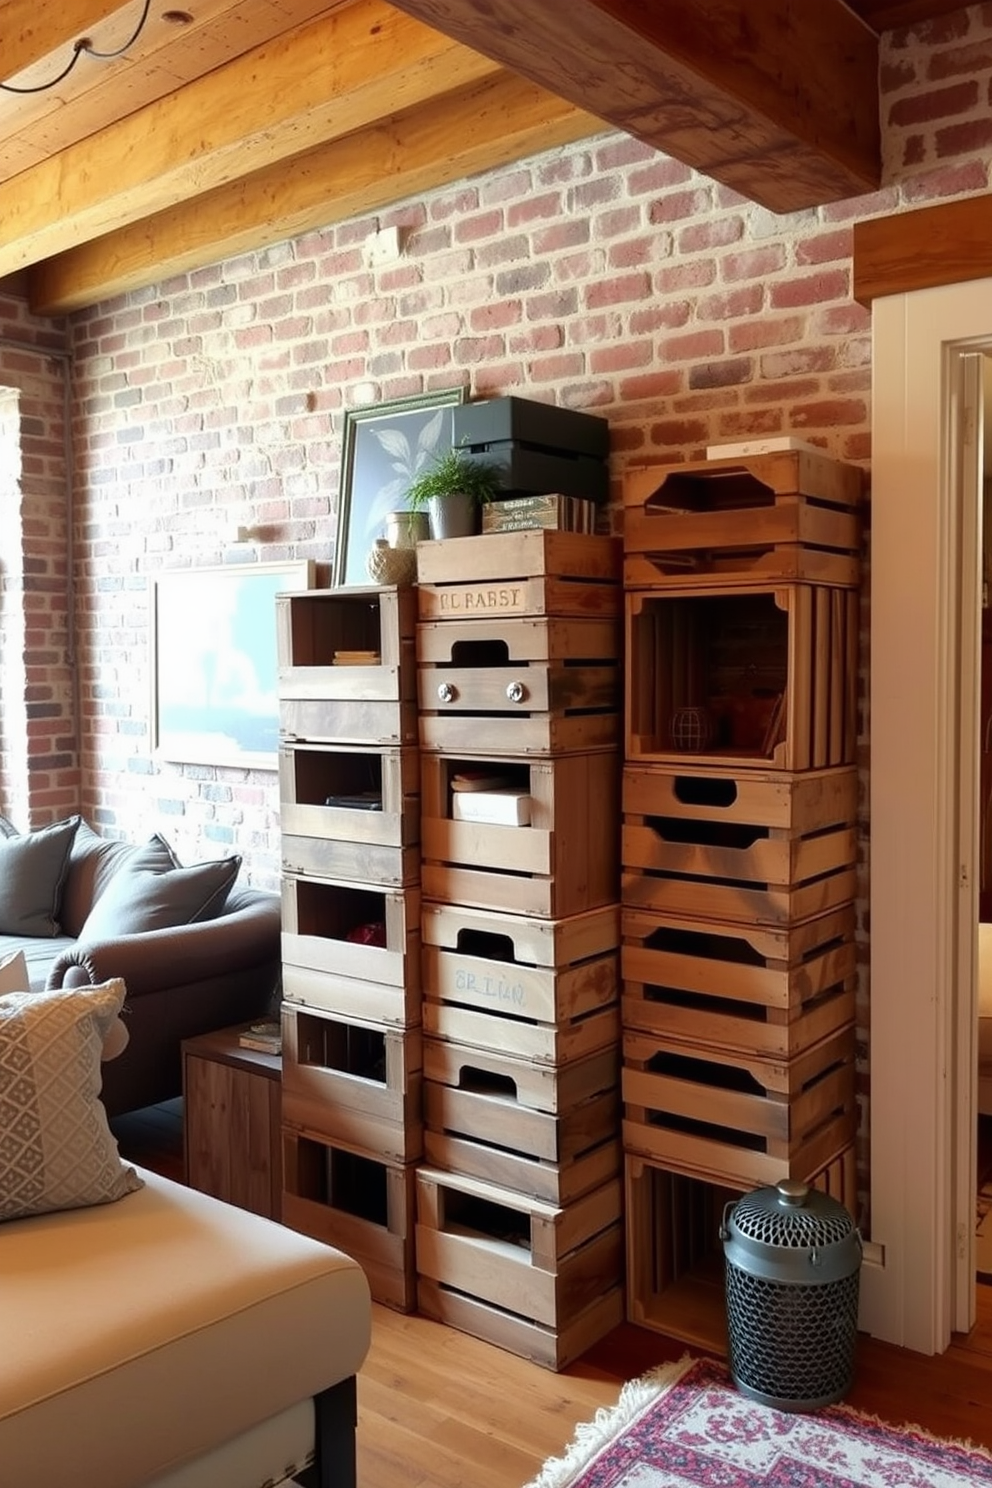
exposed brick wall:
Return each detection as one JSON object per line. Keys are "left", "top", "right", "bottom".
{"left": 0, "top": 295, "right": 72, "bottom": 828}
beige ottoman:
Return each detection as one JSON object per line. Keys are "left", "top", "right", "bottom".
{"left": 0, "top": 1167, "right": 371, "bottom": 1488}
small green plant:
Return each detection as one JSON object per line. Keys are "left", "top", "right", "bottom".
{"left": 405, "top": 447, "right": 502, "bottom": 511}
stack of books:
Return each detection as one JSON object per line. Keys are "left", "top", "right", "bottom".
{"left": 332, "top": 649, "right": 380, "bottom": 666}
{"left": 238, "top": 1020, "right": 282, "bottom": 1055}
{"left": 482, "top": 493, "right": 597, "bottom": 534}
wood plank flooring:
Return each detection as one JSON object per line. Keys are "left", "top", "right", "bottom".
{"left": 113, "top": 1103, "right": 992, "bottom": 1487}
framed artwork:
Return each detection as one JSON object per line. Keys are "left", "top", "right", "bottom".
{"left": 150, "top": 559, "right": 314, "bottom": 769}
{"left": 333, "top": 386, "right": 468, "bottom": 586}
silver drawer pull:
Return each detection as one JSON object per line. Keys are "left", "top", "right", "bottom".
{"left": 506, "top": 681, "right": 527, "bottom": 704}
{"left": 437, "top": 681, "right": 457, "bottom": 703}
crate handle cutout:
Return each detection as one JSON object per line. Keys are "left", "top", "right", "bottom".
{"left": 456, "top": 1064, "right": 518, "bottom": 1099}
{"left": 673, "top": 775, "right": 739, "bottom": 808}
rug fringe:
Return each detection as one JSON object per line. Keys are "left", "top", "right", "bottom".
{"left": 831, "top": 1399, "right": 992, "bottom": 1463}
{"left": 522, "top": 1353, "right": 699, "bottom": 1488}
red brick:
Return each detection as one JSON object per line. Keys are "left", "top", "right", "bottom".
{"left": 791, "top": 398, "right": 868, "bottom": 429}
{"left": 729, "top": 315, "right": 805, "bottom": 352}
{"left": 689, "top": 357, "right": 752, "bottom": 391}
{"left": 589, "top": 341, "right": 654, "bottom": 375}
{"left": 618, "top": 370, "right": 682, "bottom": 402}
{"left": 507, "top": 192, "right": 562, "bottom": 228}
{"left": 677, "top": 216, "right": 745, "bottom": 253}
{"left": 769, "top": 269, "right": 850, "bottom": 309}
{"left": 929, "top": 39, "right": 992, "bottom": 78}
{"left": 796, "top": 229, "right": 853, "bottom": 266}
{"left": 470, "top": 301, "right": 523, "bottom": 331}
{"left": 649, "top": 187, "right": 715, "bottom": 224}
{"left": 887, "top": 80, "right": 979, "bottom": 126}
{"left": 662, "top": 329, "right": 725, "bottom": 361}
{"left": 585, "top": 273, "right": 653, "bottom": 308}
{"left": 697, "top": 285, "right": 764, "bottom": 321}
{"left": 721, "top": 245, "right": 788, "bottom": 282}
{"left": 455, "top": 210, "right": 505, "bottom": 243}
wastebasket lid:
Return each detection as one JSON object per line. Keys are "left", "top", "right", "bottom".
{"left": 727, "top": 1180, "right": 858, "bottom": 1250}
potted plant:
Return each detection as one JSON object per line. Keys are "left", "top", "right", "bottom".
{"left": 405, "top": 447, "right": 502, "bottom": 539}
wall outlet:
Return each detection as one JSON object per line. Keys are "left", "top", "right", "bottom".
{"left": 362, "top": 226, "right": 403, "bottom": 268}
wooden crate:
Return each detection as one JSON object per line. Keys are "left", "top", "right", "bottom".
{"left": 625, "top": 582, "right": 859, "bottom": 771}
{"left": 278, "top": 586, "right": 418, "bottom": 747}
{"left": 281, "top": 1004, "right": 422, "bottom": 1164}
{"left": 622, "top": 827, "right": 856, "bottom": 927}
{"left": 422, "top": 924, "right": 617, "bottom": 1027}
{"left": 622, "top": 1025, "right": 858, "bottom": 1190}
{"left": 280, "top": 742, "right": 420, "bottom": 869}
{"left": 416, "top": 531, "right": 621, "bottom": 621}
{"left": 423, "top": 1127, "right": 621, "bottom": 1208}
{"left": 622, "top": 973, "right": 856, "bottom": 1062}
{"left": 625, "top": 1146, "right": 858, "bottom": 1349}
{"left": 623, "top": 451, "right": 862, "bottom": 589}
{"left": 422, "top": 900, "right": 620, "bottom": 970}
{"left": 417, "top": 614, "right": 620, "bottom": 756}
{"left": 425, "top": 997, "right": 619, "bottom": 1067}
{"left": 420, "top": 752, "right": 620, "bottom": 918}
{"left": 622, "top": 905, "right": 856, "bottom": 1013}
{"left": 623, "top": 762, "right": 858, "bottom": 832}
{"left": 424, "top": 1037, "right": 618, "bottom": 1116}
{"left": 282, "top": 1129, "right": 416, "bottom": 1311}
{"left": 621, "top": 761, "right": 858, "bottom": 924}
{"left": 417, "top": 1277, "right": 624, "bottom": 1373}
{"left": 415, "top": 1166, "right": 624, "bottom": 1365}
{"left": 424, "top": 1035, "right": 620, "bottom": 1203}
{"left": 281, "top": 873, "right": 421, "bottom": 1026}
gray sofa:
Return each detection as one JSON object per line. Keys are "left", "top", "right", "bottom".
{"left": 0, "top": 814, "right": 281, "bottom": 1117}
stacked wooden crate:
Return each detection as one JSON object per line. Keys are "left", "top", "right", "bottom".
{"left": 276, "top": 584, "right": 422, "bottom": 1311}
{"left": 413, "top": 531, "right": 626, "bottom": 1369}
{"left": 620, "top": 449, "right": 863, "bottom": 1349}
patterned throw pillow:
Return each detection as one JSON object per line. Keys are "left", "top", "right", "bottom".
{"left": 0, "top": 978, "right": 143, "bottom": 1222}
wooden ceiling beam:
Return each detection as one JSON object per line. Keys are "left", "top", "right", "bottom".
{"left": 387, "top": 0, "right": 881, "bottom": 212}
{"left": 1, "top": 0, "right": 123, "bottom": 80}
{"left": 853, "top": 195, "right": 992, "bottom": 305}
{"left": 0, "top": 0, "right": 502, "bottom": 277}
{"left": 28, "top": 71, "right": 600, "bottom": 313}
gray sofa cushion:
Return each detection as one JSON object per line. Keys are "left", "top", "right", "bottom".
{"left": 0, "top": 818, "right": 81, "bottom": 938}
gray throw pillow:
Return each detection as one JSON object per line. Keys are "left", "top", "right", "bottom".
{"left": 60, "top": 825, "right": 178, "bottom": 938}
{"left": 79, "top": 853, "right": 242, "bottom": 941}
{"left": 0, "top": 816, "right": 81, "bottom": 937}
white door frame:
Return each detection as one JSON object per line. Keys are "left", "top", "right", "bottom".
{"left": 866, "top": 280, "right": 986, "bottom": 1352}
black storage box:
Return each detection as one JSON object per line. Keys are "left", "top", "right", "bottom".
{"left": 453, "top": 396, "right": 610, "bottom": 503}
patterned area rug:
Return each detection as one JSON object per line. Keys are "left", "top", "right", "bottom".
{"left": 524, "top": 1356, "right": 992, "bottom": 1488}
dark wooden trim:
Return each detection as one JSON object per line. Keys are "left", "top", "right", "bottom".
{"left": 853, "top": 194, "right": 992, "bottom": 306}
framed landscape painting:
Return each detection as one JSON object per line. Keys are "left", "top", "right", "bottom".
{"left": 333, "top": 386, "right": 467, "bottom": 586}
{"left": 150, "top": 560, "right": 314, "bottom": 769}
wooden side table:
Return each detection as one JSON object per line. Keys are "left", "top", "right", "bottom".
{"left": 182, "top": 1024, "right": 282, "bottom": 1221}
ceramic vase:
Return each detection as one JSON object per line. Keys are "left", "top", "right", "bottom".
{"left": 427, "top": 492, "right": 477, "bottom": 539}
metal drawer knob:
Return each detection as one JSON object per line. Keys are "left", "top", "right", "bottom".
{"left": 506, "top": 680, "right": 527, "bottom": 704}
{"left": 437, "top": 681, "right": 457, "bottom": 703}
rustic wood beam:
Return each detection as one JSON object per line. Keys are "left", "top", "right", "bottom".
{"left": 28, "top": 72, "right": 600, "bottom": 313}
{"left": 387, "top": 0, "right": 881, "bottom": 212}
{"left": 0, "top": 0, "right": 501, "bottom": 277}
{"left": 0, "top": 0, "right": 122, "bottom": 80}
{"left": 853, "top": 196, "right": 992, "bottom": 306}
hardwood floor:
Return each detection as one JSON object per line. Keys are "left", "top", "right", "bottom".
{"left": 113, "top": 1104, "right": 992, "bottom": 1486}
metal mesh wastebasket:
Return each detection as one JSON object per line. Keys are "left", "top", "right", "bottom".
{"left": 720, "top": 1179, "right": 863, "bottom": 1412}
